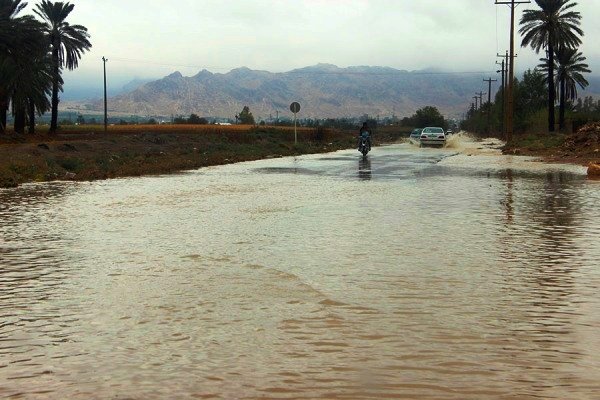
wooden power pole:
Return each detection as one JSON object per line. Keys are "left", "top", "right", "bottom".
{"left": 476, "top": 91, "right": 485, "bottom": 110}
{"left": 495, "top": 0, "right": 530, "bottom": 142}
{"left": 496, "top": 58, "right": 506, "bottom": 136}
{"left": 484, "top": 78, "right": 497, "bottom": 133}
{"left": 102, "top": 56, "right": 108, "bottom": 133}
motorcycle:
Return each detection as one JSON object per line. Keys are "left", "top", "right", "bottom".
{"left": 358, "top": 132, "right": 371, "bottom": 157}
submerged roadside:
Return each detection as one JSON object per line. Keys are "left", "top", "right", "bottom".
{"left": 501, "top": 123, "right": 600, "bottom": 174}
{"left": 2, "top": 124, "right": 598, "bottom": 189}
{"left": 0, "top": 126, "right": 360, "bottom": 188}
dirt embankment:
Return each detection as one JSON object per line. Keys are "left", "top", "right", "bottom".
{"left": 503, "top": 123, "right": 600, "bottom": 169}
{"left": 0, "top": 126, "right": 357, "bottom": 188}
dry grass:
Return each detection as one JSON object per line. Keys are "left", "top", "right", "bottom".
{"left": 0, "top": 125, "right": 357, "bottom": 188}
{"left": 29, "top": 124, "right": 315, "bottom": 136}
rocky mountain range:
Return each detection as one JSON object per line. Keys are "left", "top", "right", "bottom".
{"left": 87, "top": 64, "right": 600, "bottom": 120}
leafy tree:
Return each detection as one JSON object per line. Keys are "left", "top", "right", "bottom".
{"left": 34, "top": 0, "right": 91, "bottom": 134}
{"left": 462, "top": 70, "right": 548, "bottom": 134}
{"left": 574, "top": 96, "right": 600, "bottom": 115}
{"left": 365, "top": 118, "right": 378, "bottom": 130}
{"left": 237, "top": 106, "right": 255, "bottom": 125}
{"left": 519, "top": 0, "right": 583, "bottom": 132}
{"left": 409, "top": 106, "right": 447, "bottom": 129}
{"left": 572, "top": 96, "right": 600, "bottom": 128}
{"left": 188, "top": 113, "right": 208, "bottom": 125}
{"left": 515, "top": 69, "right": 547, "bottom": 121}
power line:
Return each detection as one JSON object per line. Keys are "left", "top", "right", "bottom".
{"left": 109, "top": 57, "right": 231, "bottom": 71}
{"left": 287, "top": 70, "right": 497, "bottom": 76}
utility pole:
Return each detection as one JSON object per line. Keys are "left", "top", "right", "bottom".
{"left": 102, "top": 56, "right": 108, "bottom": 133}
{"left": 473, "top": 96, "right": 479, "bottom": 111}
{"left": 484, "top": 78, "right": 498, "bottom": 134}
{"left": 498, "top": 51, "right": 510, "bottom": 93}
{"left": 496, "top": 59, "right": 506, "bottom": 136}
{"left": 495, "top": 0, "right": 530, "bottom": 142}
{"left": 497, "top": 51, "right": 510, "bottom": 137}
{"left": 476, "top": 91, "right": 485, "bottom": 110}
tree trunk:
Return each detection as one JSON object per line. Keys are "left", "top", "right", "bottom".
{"left": 547, "top": 42, "right": 556, "bottom": 133}
{"left": 559, "top": 78, "right": 566, "bottom": 131}
{"left": 0, "top": 92, "right": 7, "bottom": 134}
{"left": 0, "top": 107, "right": 6, "bottom": 134}
{"left": 14, "top": 105, "right": 26, "bottom": 134}
{"left": 28, "top": 98, "right": 36, "bottom": 134}
{"left": 50, "top": 46, "right": 60, "bottom": 134}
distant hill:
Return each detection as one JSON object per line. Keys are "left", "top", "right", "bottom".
{"left": 86, "top": 64, "right": 600, "bottom": 119}
{"left": 120, "top": 78, "right": 154, "bottom": 93}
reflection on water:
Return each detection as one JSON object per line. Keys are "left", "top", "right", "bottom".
{"left": 358, "top": 157, "right": 372, "bottom": 181}
{"left": 1, "top": 145, "right": 599, "bottom": 399}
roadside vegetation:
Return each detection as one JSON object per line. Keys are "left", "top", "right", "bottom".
{"left": 0, "top": 124, "right": 362, "bottom": 188}
{"left": 462, "top": 1, "right": 596, "bottom": 143}
{"left": 1, "top": 0, "right": 597, "bottom": 187}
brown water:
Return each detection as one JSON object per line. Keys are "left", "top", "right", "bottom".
{"left": 1, "top": 142, "right": 599, "bottom": 399}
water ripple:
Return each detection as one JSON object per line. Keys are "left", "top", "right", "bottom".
{"left": 0, "top": 147, "right": 599, "bottom": 399}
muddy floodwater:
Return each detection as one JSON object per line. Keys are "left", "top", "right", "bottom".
{"left": 1, "top": 139, "right": 599, "bottom": 399}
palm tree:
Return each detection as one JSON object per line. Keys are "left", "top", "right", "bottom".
{"left": 539, "top": 48, "right": 590, "bottom": 130}
{"left": 0, "top": 0, "right": 48, "bottom": 133}
{"left": 2, "top": 41, "right": 53, "bottom": 134}
{"left": 34, "top": 0, "right": 91, "bottom": 134}
{"left": 21, "top": 51, "right": 55, "bottom": 134}
{"left": 519, "top": 0, "right": 583, "bottom": 132}
{"left": 1, "top": 0, "right": 27, "bottom": 132}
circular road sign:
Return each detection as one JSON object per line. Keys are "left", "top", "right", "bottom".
{"left": 290, "top": 102, "right": 301, "bottom": 114}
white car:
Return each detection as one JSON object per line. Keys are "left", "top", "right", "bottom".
{"left": 420, "top": 127, "right": 446, "bottom": 147}
{"left": 409, "top": 128, "right": 423, "bottom": 142}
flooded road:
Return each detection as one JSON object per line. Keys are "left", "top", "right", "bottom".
{"left": 1, "top": 139, "right": 600, "bottom": 399}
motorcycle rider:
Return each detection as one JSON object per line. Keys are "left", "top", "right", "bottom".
{"left": 358, "top": 122, "right": 372, "bottom": 151}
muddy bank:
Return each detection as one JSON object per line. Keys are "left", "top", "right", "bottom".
{"left": 0, "top": 126, "right": 357, "bottom": 188}
{"left": 502, "top": 123, "right": 600, "bottom": 166}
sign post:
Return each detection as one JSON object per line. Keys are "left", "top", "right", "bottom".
{"left": 290, "top": 102, "right": 301, "bottom": 145}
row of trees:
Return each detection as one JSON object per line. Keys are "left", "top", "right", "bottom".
{"left": 573, "top": 96, "right": 600, "bottom": 120}
{"left": 0, "top": 0, "right": 91, "bottom": 134}
{"left": 173, "top": 113, "right": 209, "bottom": 125}
{"left": 463, "top": 69, "right": 547, "bottom": 134}
{"left": 520, "top": 0, "right": 589, "bottom": 132}
{"left": 465, "top": 0, "right": 591, "bottom": 136}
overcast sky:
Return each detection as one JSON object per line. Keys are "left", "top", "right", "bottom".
{"left": 22, "top": 0, "right": 600, "bottom": 89}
